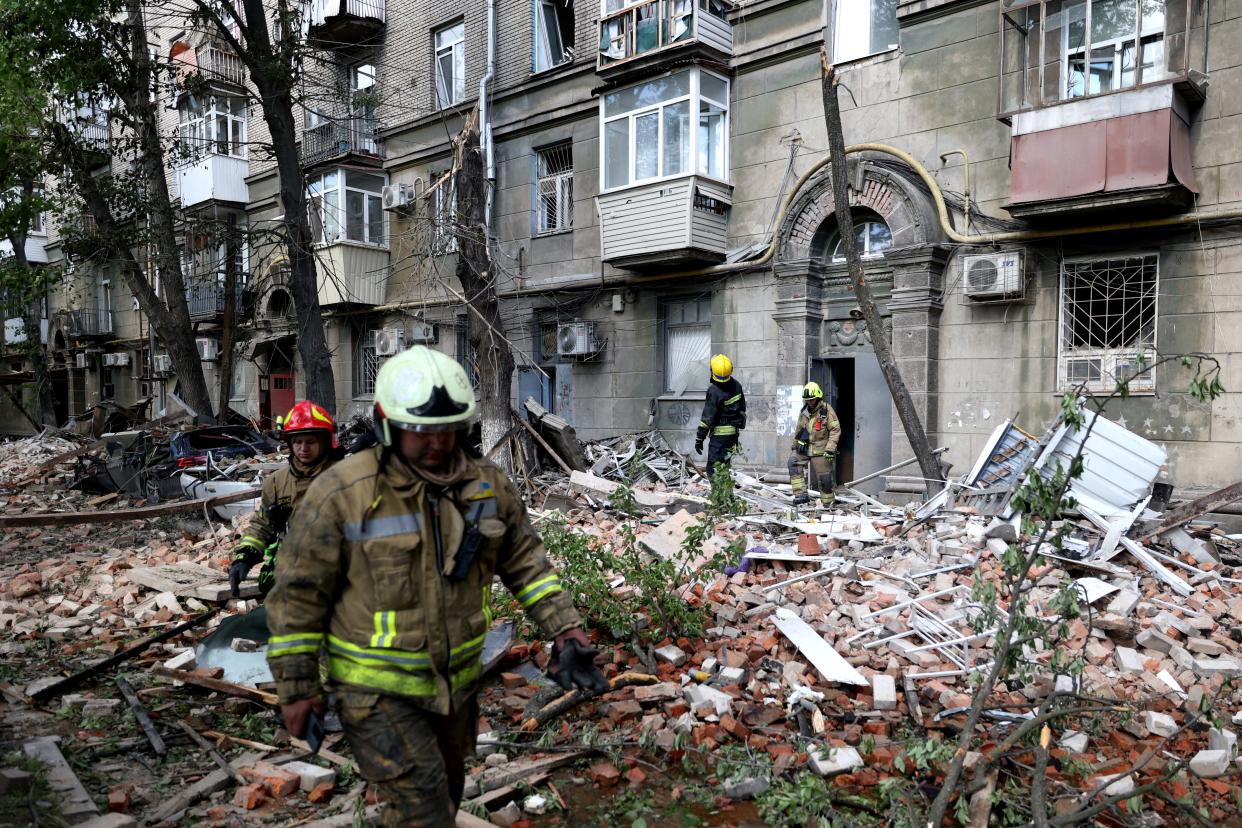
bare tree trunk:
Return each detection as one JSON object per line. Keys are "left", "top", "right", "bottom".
{"left": 455, "top": 110, "right": 513, "bottom": 468}
{"left": 820, "top": 51, "right": 944, "bottom": 492}
{"left": 4, "top": 177, "right": 57, "bottom": 427}
{"left": 218, "top": 220, "right": 238, "bottom": 416}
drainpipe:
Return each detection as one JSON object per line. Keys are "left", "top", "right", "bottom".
{"left": 479, "top": 0, "right": 496, "bottom": 231}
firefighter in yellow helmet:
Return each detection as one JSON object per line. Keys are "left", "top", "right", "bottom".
{"left": 788, "top": 381, "right": 841, "bottom": 508}
{"left": 266, "top": 346, "right": 605, "bottom": 827}
{"left": 694, "top": 354, "right": 747, "bottom": 476}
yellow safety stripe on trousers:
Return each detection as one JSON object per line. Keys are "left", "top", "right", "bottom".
{"left": 723, "top": 394, "right": 743, "bottom": 405}
{"left": 268, "top": 632, "right": 325, "bottom": 658}
{"left": 370, "top": 611, "right": 396, "bottom": 648}
{"left": 514, "top": 574, "right": 563, "bottom": 609}
{"left": 712, "top": 425, "right": 738, "bottom": 436}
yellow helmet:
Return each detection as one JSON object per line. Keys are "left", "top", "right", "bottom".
{"left": 802, "top": 381, "right": 823, "bottom": 400}
{"left": 372, "top": 345, "right": 477, "bottom": 445}
{"left": 710, "top": 354, "right": 733, "bottom": 382}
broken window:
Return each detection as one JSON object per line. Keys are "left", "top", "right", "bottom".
{"left": 535, "top": 142, "right": 573, "bottom": 234}
{"left": 1058, "top": 254, "right": 1157, "bottom": 394}
{"left": 662, "top": 295, "right": 712, "bottom": 395}
{"left": 434, "top": 21, "right": 465, "bottom": 108}
{"left": 535, "top": 0, "right": 574, "bottom": 72}
{"left": 833, "top": 0, "right": 899, "bottom": 64}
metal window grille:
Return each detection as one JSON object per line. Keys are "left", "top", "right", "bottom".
{"left": 353, "top": 329, "right": 380, "bottom": 397}
{"left": 1058, "top": 254, "right": 1158, "bottom": 394}
{"left": 430, "top": 173, "right": 457, "bottom": 254}
{"left": 536, "top": 143, "right": 573, "bottom": 234}
{"left": 662, "top": 296, "right": 712, "bottom": 395}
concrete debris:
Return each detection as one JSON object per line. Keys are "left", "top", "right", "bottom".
{"left": 808, "top": 746, "right": 864, "bottom": 776}
{"left": 1189, "top": 749, "right": 1231, "bottom": 778}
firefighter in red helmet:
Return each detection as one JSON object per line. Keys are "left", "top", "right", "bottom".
{"left": 230, "top": 400, "right": 340, "bottom": 597}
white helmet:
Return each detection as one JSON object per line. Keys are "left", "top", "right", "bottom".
{"left": 372, "top": 345, "right": 476, "bottom": 445}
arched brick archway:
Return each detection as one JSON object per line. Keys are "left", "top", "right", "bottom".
{"left": 777, "top": 161, "right": 942, "bottom": 263}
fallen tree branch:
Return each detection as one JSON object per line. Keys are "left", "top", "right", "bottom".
{"left": 519, "top": 672, "right": 658, "bottom": 732}
{"left": 150, "top": 666, "right": 279, "bottom": 706}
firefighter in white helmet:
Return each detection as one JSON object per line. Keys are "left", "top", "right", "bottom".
{"left": 266, "top": 345, "right": 605, "bottom": 827}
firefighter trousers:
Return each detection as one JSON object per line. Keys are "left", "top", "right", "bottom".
{"left": 788, "top": 453, "right": 835, "bottom": 506}
{"left": 706, "top": 434, "right": 740, "bottom": 478}
{"left": 338, "top": 690, "right": 479, "bottom": 827}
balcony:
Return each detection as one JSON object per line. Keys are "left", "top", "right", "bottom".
{"left": 305, "top": 0, "right": 386, "bottom": 49}
{"left": 315, "top": 244, "right": 389, "bottom": 306}
{"left": 998, "top": 0, "right": 1206, "bottom": 219}
{"left": 187, "top": 273, "right": 245, "bottom": 321}
{"left": 301, "top": 119, "right": 381, "bottom": 169}
{"left": 597, "top": 176, "right": 731, "bottom": 269}
{"left": 197, "top": 44, "right": 246, "bottom": 88}
{"left": 178, "top": 153, "right": 249, "bottom": 208}
{"left": 598, "top": 0, "right": 732, "bottom": 81}
{"left": 66, "top": 308, "right": 114, "bottom": 340}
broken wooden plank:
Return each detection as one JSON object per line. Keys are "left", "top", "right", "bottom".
{"left": 178, "top": 721, "right": 247, "bottom": 785}
{"left": 150, "top": 667, "right": 279, "bottom": 706}
{"left": 520, "top": 673, "right": 658, "bottom": 731}
{"left": 117, "top": 677, "right": 166, "bottom": 758}
{"left": 512, "top": 408, "right": 573, "bottom": 474}
{"left": 144, "top": 749, "right": 264, "bottom": 826}
{"left": 30, "top": 609, "right": 219, "bottom": 704}
{"left": 0, "top": 486, "right": 259, "bottom": 528}
{"left": 23, "top": 736, "right": 99, "bottom": 822}
{"left": 1138, "top": 478, "right": 1242, "bottom": 542}
{"left": 523, "top": 398, "right": 588, "bottom": 471}
{"left": 770, "top": 607, "right": 869, "bottom": 686}
{"left": 129, "top": 562, "right": 259, "bottom": 601}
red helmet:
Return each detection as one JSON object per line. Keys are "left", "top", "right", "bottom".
{"left": 282, "top": 400, "right": 338, "bottom": 448}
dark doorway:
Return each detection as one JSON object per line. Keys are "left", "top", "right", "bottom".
{"left": 813, "top": 358, "right": 855, "bottom": 486}
{"left": 812, "top": 354, "right": 892, "bottom": 496}
{"left": 51, "top": 369, "right": 69, "bottom": 427}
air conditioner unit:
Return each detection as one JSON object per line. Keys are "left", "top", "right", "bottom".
{"left": 75, "top": 352, "right": 88, "bottom": 369}
{"left": 102, "top": 353, "right": 118, "bottom": 367}
{"left": 963, "top": 251, "right": 1024, "bottom": 300}
{"left": 409, "top": 322, "right": 437, "bottom": 343}
{"left": 153, "top": 354, "right": 172, "bottom": 374}
{"left": 112, "top": 352, "right": 131, "bottom": 367}
{"left": 373, "top": 328, "right": 406, "bottom": 357}
{"left": 196, "top": 337, "right": 219, "bottom": 362}
{"left": 381, "top": 183, "right": 415, "bottom": 211}
{"left": 557, "top": 321, "right": 598, "bottom": 357}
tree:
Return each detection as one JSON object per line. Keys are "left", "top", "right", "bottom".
{"left": 819, "top": 50, "right": 945, "bottom": 491}
{"left": 190, "top": 0, "right": 338, "bottom": 415}
{"left": 2, "top": 0, "right": 218, "bottom": 420}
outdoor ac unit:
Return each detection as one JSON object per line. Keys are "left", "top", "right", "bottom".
{"left": 557, "top": 321, "right": 597, "bottom": 357}
{"left": 409, "top": 322, "right": 437, "bottom": 343}
{"left": 196, "top": 337, "right": 219, "bottom": 362}
{"left": 963, "top": 251, "right": 1024, "bottom": 300}
{"left": 153, "top": 354, "right": 173, "bottom": 374}
{"left": 373, "top": 328, "right": 406, "bottom": 357}
{"left": 75, "top": 352, "right": 88, "bottom": 369}
{"left": 382, "top": 183, "right": 415, "bottom": 211}
{"left": 112, "top": 352, "right": 131, "bottom": 367}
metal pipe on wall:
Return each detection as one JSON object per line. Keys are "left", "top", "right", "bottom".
{"left": 479, "top": 0, "right": 497, "bottom": 231}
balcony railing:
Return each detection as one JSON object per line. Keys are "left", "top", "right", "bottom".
{"left": 197, "top": 44, "right": 246, "bottom": 87}
{"left": 305, "top": 0, "right": 386, "bottom": 48}
{"left": 66, "top": 307, "right": 114, "bottom": 338}
{"left": 301, "top": 118, "right": 381, "bottom": 168}
{"left": 598, "top": 0, "right": 732, "bottom": 72}
{"left": 187, "top": 273, "right": 245, "bottom": 320}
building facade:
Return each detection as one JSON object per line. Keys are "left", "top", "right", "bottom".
{"left": 8, "top": 0, "right": 1242, "bottom": 499}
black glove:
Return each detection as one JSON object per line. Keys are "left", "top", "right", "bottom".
{"left": 796, "top": 440, "right": 809, "bottom": 457}
{"left": 549, "top": 639, "right": 609, "bottom": 695}
{"left": 694, "top": 438, "right": 704, "bottom": 455}
{"left": 228, "top": 558, "right": 250, "bottom": 598}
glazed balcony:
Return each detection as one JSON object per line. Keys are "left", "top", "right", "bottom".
{"left": 597, "top": 0, "right": 732, "bottom": 81}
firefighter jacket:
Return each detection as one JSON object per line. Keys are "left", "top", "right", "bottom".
{"left": 265, "top": 445, "right": 583, "bottom": 715}
{"left": 792, "top": 400, "right": 842, "bottom": 457}
{"left": 236, "top": 457, "right": 333, "bottom": 559}
{"left": 696, "top": 377, "right": 747, "bottom": 442}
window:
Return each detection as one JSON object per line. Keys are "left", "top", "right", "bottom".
{"left": 662, "top": 296, "right": 712, "bottom": 395}
{"left": 230, "top": 358, "right": 249, "bottom": 400}
{"left": 351, "top": 62, "right": 379, "bottom": 155}
{"left": 307, "top": 169, "right": 386, "bottom": 246}
{"left": 833, "top": 0, "right": 899, "bottom": 64}
{"left": 177, "top": 95, "right": 246, "bottom": 160}
{"left": 1058, "top": 254, "right": 1157, "bottom": 394}
{"left": 430, "top": 172, "right": 457, "bottom": 253}
{"left": 601, "top": 68, "right": 729, "bottom": 190}
{"left": 30, "top": 211, "right": 45, "bottom": 235}
{"left": 434, "top": 22, "right": 465, "bottom": 108}
{"left": 535, "top": 142, "right": 573, "bottom": 234}
{"left": 535, "top": 0, "right": 574, "bottom": 72}
{"left": 1061, "top": 0, "right": 1165, "bottom": 99}
{"left": 353, "top": 328, "right": 380, "bottom": 397}
{"left": 101, "top": 368, "right": 115, "bottom": 400}
{"left": 829, "top": 219, "right": 893, "bottom": 263}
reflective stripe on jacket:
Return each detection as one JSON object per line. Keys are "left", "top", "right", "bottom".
{"left": 696, "top": 377, "right": 747, "bottom": 441}
{"left": 791, "top": 401, "right": 842, "bottom": 456}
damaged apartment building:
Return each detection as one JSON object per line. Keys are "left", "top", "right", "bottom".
{"left": 4, "top": 0, "right": 1242, "bottom": 501}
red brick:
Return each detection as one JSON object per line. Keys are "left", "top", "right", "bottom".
{"left": 107, "top": 787, "right": 129, "bottom": 813}
{"left": 240, "top": 762, "right": 300, "bottom": 798}
{"left": 232, "top": 783, "right": 267, "bottom": 810}
{"left": 307, "top": 782, "right": 334, "bottom": 803}
{"left": 590, "top": 762, "right": 620, "bottom": 787}
{"left": 624, "top": 767, "right": 646, "bottom": 786}
{"left": 500, "top": 672, "right": 526, "bottom": 689}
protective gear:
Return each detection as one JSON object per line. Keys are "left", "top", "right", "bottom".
{"left": 694, "top": 438, "right": 704, "bottom": 455}
{"left": 549, "top": 637, "right": 609, "bottom": 695}
{"left": 228, "top": 554, "right": 256, "bottom": 598}
{"left": 372, "top": 346, "right": 477, "bottom": 445}
{"left": 283, "top": 400, "right": 339, "bottom": 449}
{"left": 710, "top": 354, "right": 733, "bottom": 382}
{"left": 696, "top": 375, "right": 746, "bottom": 478}
{"left": 789, "top": 398, "right": 841, "bottom": 508}
{"left": 266, "top": 444, "right": 583, "bottom": 714}
{"left": 802, "top": 381, "right": 823, "bottom": 401}
{"left": 280, "top": 696, "right": 327, "bottom": 740}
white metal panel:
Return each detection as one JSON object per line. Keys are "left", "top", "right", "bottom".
{"left": 178, "top": 155, "right": 249, "bottom": 208}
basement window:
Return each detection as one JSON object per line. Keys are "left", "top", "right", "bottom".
{"left": 1058, "top": 254, "right": 1157, "bottom": 394}
{"left": 534, "top": 0, "right": 574, "bottom": 72}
